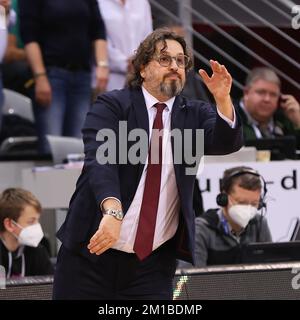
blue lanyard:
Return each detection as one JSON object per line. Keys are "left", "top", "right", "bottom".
{"left": 220, "top": 214, "right": 230, "bottom": 235}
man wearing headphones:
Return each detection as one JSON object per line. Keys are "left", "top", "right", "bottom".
{"left": 189, "top": 166, "right": 272, "bottom": 267}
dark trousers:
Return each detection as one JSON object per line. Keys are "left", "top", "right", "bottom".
{"left": 53, "top": 240, "right": 177, "bottom": 300}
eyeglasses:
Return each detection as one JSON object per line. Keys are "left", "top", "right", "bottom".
{"left": 154, "top": 54, "right": 190, "bottom": 68}
{"left": 229, "top": 195, "right": 260, "bottom": 208}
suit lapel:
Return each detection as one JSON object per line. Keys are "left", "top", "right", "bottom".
{"left": 171, "top": 96, "right": 191, "bottom": 260}
{"left": 131, "top": 88, "right": 150, "bottom": 183}
{"left": 171, "top": 95, "right": 186, "bottom": 179}
{"left": 131, "top": 87, "right": 150, "bottom": 136}
{"left": 171, "top": 95, "right": 186, "bottom": 131}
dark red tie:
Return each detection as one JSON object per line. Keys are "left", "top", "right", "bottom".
{"left": 134, "top": 103, "right": 166, "bottom": 260}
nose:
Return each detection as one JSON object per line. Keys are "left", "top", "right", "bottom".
{"left": 169, "top": 57, "right": 178, "bottom": 70}
{"left": 263, "top": 93, "right": 272, "bottom": 102}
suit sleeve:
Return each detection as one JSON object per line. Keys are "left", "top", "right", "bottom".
{"left": 199, "top": 102, "right": 244, "bottom": 155}
{"left": 82, "top": 93, "right": 123, "bottom": 208}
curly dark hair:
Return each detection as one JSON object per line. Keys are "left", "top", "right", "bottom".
{"left": 127, "top": 28, "right": 193, "bottom": 88}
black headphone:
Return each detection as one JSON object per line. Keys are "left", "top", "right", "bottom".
{"left": 216, "top": 168, "right": 268, "bottom": 210}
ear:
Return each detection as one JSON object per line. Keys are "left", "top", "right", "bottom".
{"left": 3, "top": 218, "right": 18, "bottom": 234}
{"left": 243, "top": 86, "right": 250, "bottom": 100}
{"left": 140, "top": 65, "right": 146, "bottom": 80}
{"left": 3, "top": 218, "right": 21, "bottom": 235}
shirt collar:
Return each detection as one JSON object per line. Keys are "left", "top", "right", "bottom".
{"left": 142, "top": 86, "right": 175, "bottom": 112}
{"left": 240, "top": 100, "right": 274, "bottom": 130}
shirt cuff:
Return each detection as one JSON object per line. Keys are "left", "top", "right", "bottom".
{"left": 100, "top": 197, "right": 122, "bottom": 211}
{"left": 216, "top": 105, "right": 237, "bottom": 128}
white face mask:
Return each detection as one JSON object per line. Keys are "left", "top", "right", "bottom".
{"left": 228, "top": 204, "right": 257, "bottom": 229}
{"left": 12, "top": 221, "right": 44, "bottom": 247}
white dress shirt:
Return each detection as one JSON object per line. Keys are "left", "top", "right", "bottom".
{"left": 112, "top": 87, "right": 237, "bottom": 253}
{"left": 112, "top": 87, "right": 180, "bottom": 252}
{"left": 97, "top": 0, "right": 153, "bottom": 90}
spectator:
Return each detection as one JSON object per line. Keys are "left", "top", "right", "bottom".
{"left": 0, "top": 188, "right": 53, "bottom": 278}
{"left": 19, "top": 0, "right": 109, "bottom": 153}
{"left": 179, "top": 166, "right": 272, "bottom": 268}
{"left": 2, "top": 0, "right": 32, "bottom": 97}
{"left": 96, "top": 0, "right": 152, "bottom": 91}
{"left": 236, "top": 67, "right": 300, "bottom": 148}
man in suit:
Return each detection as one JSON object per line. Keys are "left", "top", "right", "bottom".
{"left": 53, "top": 28, "right": 243, "bottom": 300}
{"left": 236, "top": 67, "right": 300, "bottom": 148}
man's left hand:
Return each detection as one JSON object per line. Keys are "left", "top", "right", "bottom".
{"left": 280, "top": 94, "right": 300, "bottom": 128}
{"left": 199, "top": 60, "right": 234, "bottom": 120}
{"left": 199, "top": 60, "right": 232, "bottom": 101}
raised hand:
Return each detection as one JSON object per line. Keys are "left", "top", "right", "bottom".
{"left": 199, "top": 60, "right": 234, "bottom": 120}
{"left": 280, "top": 94, "right": 300, "bottom": 128}
{"left": 199, "top": 60, "right": 232, "bottom": 102}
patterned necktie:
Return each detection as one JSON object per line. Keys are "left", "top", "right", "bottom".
{"left": 258, "top": 123, "right": 273, "bottom": 138}
{"left": 133, "top": 103, "right": 166, "bottom": 260}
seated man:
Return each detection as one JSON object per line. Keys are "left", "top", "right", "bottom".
{"left": 236, "top": 67, "right": 300, "bottom": 148}
{"left": 0, "top": 188, "right": 53, "bottom": 278}
{"left": 179, "top": 166, "right": 272, "bottom": 268}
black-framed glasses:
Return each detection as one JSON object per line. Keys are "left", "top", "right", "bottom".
{"left": 155, "top": 54, "right": 190, "bottom": 68}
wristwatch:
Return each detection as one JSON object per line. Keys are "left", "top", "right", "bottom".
{"left": 97, "top": 60, "right": 109, "bottom": 68}
{"left": 103, "top": 208, "right": 124, "bottom": 221}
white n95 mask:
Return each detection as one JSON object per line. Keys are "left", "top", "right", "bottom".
{"left": 228, "top": 204, "right": 257, "bottom": 229}
{"left": 13, "top": 221, "right": 44, "bottom": 247}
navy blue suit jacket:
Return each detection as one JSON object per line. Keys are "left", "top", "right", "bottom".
{"left": 57, "top": 87, "right": 243, "bottom": 263}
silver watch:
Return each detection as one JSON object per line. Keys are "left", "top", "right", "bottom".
{"left": 103, "top": 208, "right": 124, "bottom": 221}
